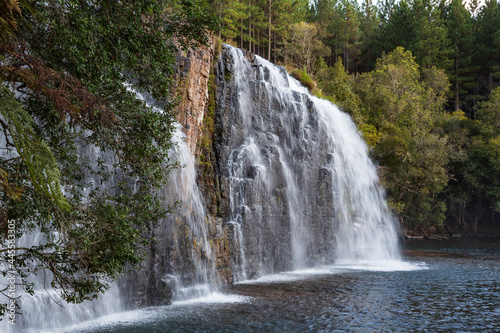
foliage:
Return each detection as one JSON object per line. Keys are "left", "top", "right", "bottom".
{"left": 0, "top": 0, "right": 21, "bottom": 42}
{"left": 281, "top": 21, "right": 330, "bottom": 74}
{"left": 477, "top": 87, "right": 500, "bottom": 138}
{"left": 316, "top": 57, "right": 363, "bottom": 122}
{"left": 355, "top": 47, "right": 450, "bottom": 228}
{"left": 291, "top": 68, "right": 316, "bottom": 91}
{"left": 0, "top": 0, "right": 217, "bottom": 318}
{"left": 442, "top": 0, "right": 477, "bottom": 113}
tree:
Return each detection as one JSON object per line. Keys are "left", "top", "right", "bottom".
{"left": 217, "top": 0, "right": 249, "bottom": 43}
{"left": 477, "top": 87, "right": 500, "bottom": 138}
{"left": 411, "top": 0, "right": 452, "bottom": 71}
{"left": 0, "top": 0, "right": 216, "bottom": 317}
{"left": 379, "top": 0, "right": 416, "bottom": 55}
{"left": 442, "top": 0, "right": 477, "bottom": 113}
{"left": 337, "top": 0, "right": 362, "bottom": 72}
{"left": 316, "top": 57, "right": 363, "bottom": 122}
{"left": 475, "top": 0, "right": 500, "bottom": 93}
{"left": 355, "top": 47, "right": 451, "bottom": 228}
{"left": 442, "top": 99, "right": 500, "bottom": 232}
{"left": 359, "top": 0, "right": 381, "bottom": 72}
{"left": 282, "top": 21, "right": 330, "bottom": 74}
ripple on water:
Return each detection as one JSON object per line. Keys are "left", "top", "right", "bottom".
{"left": 57, "top": 243, "right": 500, "bottom": 333}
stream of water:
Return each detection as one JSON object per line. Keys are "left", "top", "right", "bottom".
{"left": 33, "top": 240, "right": 499, "bottom": 333}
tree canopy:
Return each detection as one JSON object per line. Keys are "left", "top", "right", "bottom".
{"left": 0, "top": 0, "right": 216, "bottom": 317}
{"left": 211, "top": 0, "right": 500, "bottom": 234}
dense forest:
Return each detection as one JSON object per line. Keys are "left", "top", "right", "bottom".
{"left": 212, "top": 0, "right": 500, "bottom": 235}
{"left": 0, "top": 0, "right": 499, "bottom": 318}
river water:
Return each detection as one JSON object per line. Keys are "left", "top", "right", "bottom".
{"left": 38, "top": 240, "right": 499, "bottom": 333}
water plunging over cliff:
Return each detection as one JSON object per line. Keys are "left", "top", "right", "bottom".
{"left": 215, "top": 45, "right": 401, "bottom": 280}
{"left": 2, "top": 44, "right": 403, "bottom": 330}
{"left": 0, "top": 92, "right": 219, "bottom": 332}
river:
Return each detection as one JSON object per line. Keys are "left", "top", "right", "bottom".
{"left": 39, "top": 239, "right": 499, "bottom": 333}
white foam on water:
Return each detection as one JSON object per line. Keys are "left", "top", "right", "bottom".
{"left": 32, "top": 292, "right": 250, "bottom": 333}
{"left": 236, "top": 267, "right": 340, "bottom": 284}
{"left": 235, "top": 260, "right": 428, "bottom": 285}
{"left": 32, "top": 308, "right": 155, "bottom": 333}
{"left": 172, "top": 292, "right": 250, "bottom": 306}
{"left": 333, "top": 260, "right": 429, "bottom": 272}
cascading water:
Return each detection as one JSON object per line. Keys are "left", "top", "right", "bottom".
{"left": 0, "top": 90, "right": 219, "bottom": 331}
{"left": 160, "top": 122, "right": 218, "bottom": 301}
{"left": 0, "top": 122, "right": 126, "bottom": 332}
{"left": 2, "top": 43, "right": 404, "bottom": 331}
{"left": 313, "top": 97, "right": 402, "bottom": 263}
{"left": 215, "top": 45, "right": 401, "bottom": 281}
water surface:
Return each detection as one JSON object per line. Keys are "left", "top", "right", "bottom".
{"left": 42, "top": 240, "right": 499, "bottom": 333}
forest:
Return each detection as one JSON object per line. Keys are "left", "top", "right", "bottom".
{"left": 212, "top": 0, "right": 500, "bottom": 235}
{"left": 0, "top": 0, "right": 499, "bottom": 318}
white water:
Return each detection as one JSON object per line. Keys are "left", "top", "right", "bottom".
{"left": 0, "top": 90, "right": 218, "bottom": 331}
{"left": 222, "top": 45, "right": 402, "bottom": 277}
{"left": 235, "top": 260, "right": 428, "bottom": 285}
{"left": 312, "top": 96, "right": 402, "bottom": 262}
{"left": 167, "top": 123, "right": 217, "bottom": 300}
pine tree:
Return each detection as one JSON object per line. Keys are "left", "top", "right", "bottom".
{"left": 380, "top": 0, "right": 416, "bottom": 53}
{"left": 475, "top": 0, "right": 500, "bottom": 94}
{"left": 219, "top": 0, "right": 249, "bottom": 44}
{"left": 411, "top": 0, "right": 452, "bottom": 71}
{"left": 443, "top": 0, "right": 477, "bottom": 114}
{"left": 359, "top": 0, "right": 381, "bottom": 72}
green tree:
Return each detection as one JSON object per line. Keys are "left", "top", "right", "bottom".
{"left": 411, "top": 0, "right": 452, "bottom": 70}
{"left": 475, "top": 0, "right": 500, "bottom": 92}
{"left": 477, "top": 87, "right": 500, "bottom": 138}
{"left": 218, "top": 0, "right": 249, "bottom": 43}
{"left": 442, "top": 0, "right": 477, "bottom": 113}
{"left": 442, "top": 102, "right": 500, "bottom": 232}
{"left": 0, "top": 0, "right": 216, "bottom": 317}
{"left": 358, "top": 0, "right": 381, "bottom": 72}
{"left": 282, "top": 21, "right": 330, "bottom": 74}
{"left": 316, "top": 57, "right": 363, "bottom": 122}
{"left": 310, "top": 0, "right": 343, "bottom": 66}
{"left": 355, "top": 47, "right": 450, "bottom": 228}
{"left": 379, "top": 0, "right": 415, "bottom": 55}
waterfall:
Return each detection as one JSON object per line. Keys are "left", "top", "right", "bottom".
{"left": 161, "top": 123, "right": 218, "bottom": 301}
{"left": 313, "top": 97, "right": 402, "bottom": 263}
{"left": 216, "top": 45, "right": 401, "bottom": 280}
{"left": 1, "top": 44, "right": 403, "bottom": 330}
{"left": 0, "top": 90, "right": 218, "bottom": 331}
{"left": 0, "top": 117, "right": 126, "bottom": 332}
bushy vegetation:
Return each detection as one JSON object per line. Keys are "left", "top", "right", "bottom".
{"left": 0, "top": 0, "right": 216, "bottom": 317}
{"left": 213, "top": 0, "right": 500, "bottom": 234}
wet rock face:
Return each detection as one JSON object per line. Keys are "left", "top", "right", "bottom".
{"left": 174, "top": 42, "right": 214, "bottom": 155}
{"left": 120, "top": 40, "right": 237, "bottom": 309}
{"left": 214, "top": 46, "right": 337, "bottom": 280}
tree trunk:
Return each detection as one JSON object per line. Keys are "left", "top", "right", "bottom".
{"left": 218, "top": 1, "right": 222, "bottom": 39}
{"left": 455, "top": 55, "right": 460, "bottom": 111}
{"left": 249, "top": 0, "right": 252, "bottom": 53}
{"left": 268, "top": 0, "right": 272, "bottom": 61}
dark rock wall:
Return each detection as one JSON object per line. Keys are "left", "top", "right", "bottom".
{"left": 213, "top": 46, "right": 337, "bottom": 280}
